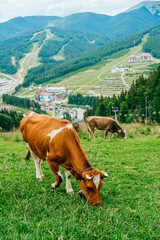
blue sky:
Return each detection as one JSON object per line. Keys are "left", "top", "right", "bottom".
{"left": 0, "top": 0, "right": 158, "bottom": 23}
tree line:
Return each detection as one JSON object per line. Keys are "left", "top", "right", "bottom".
{"left": 0, "top": 109, "right": 23, "bottom": 131}
{"left": 2, "top": 94, "right": 41, "bottom": 109}
{"left": 68, "top": 93, "right": 99, "bottom": 107}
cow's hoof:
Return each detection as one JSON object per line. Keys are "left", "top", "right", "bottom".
{"left": 37, "top": 177, "right": 43, "bottom": 181}
{"left": 78, "top": 190, "right": 86, "bottom": 199}
{"left": 67, "top": 189, "right": 74, "bottom": 194}
{"left": 51, "top": 183, "right": 56, "bottom": 189}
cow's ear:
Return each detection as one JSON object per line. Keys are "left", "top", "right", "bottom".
{"left": 101, "top": 171, "right": 108, "bottom": 179}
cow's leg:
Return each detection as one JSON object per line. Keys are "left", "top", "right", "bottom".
{"left": 33, "top": 157, "right": 44, "bottom": 181}
{"left": 87, "top": 124, "right": 95, "bottom": 139}
{"left": 104, "top": 127, "right": 110, "bottom": 139}
{"left": 47, "top": 158, "right": 63, "bottom": 189}
{"left": 65, "top": 169, "right": 74, "bottom": 194}
{"left": 27, "top": 144, "right": 44, "bottom": 181}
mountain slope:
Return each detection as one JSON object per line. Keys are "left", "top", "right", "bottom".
{"left": 46, "top": 7, "right": 160, "bottom": 39}
{"left": 126, "top": 1, "right": 160, "bottom": 16}
{"left": 0, "top": 3, "right": 160, "bottom": 42}
{"left": 103, "top": 7, "right": 160, "bottom": 39}
{"left": 48, "top": 12, "right": 111, "bottom": 33}
{"left": 0, "top": 16, "right": 60, "bottom": 41}
{"left": 0, "top": 27, "right": 110, "bottom": 74}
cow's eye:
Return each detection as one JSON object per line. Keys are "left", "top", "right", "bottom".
{"left": 87, "top": 187, "right": 93, "bottom": 191}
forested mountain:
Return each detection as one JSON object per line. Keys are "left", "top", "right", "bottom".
{"left": 0, "top": 1, "right": 160, "bottom": 89}
{"left": 0, "top": 28, "right": 110, "bottom": 74}
{"left": 0, "top": 16, "right": 60, "bottom": 41}
{"left": 101, "top": 7, "right": 160, "bottom": 39}
{"left": 23, "top": 31, "right": 144, "bottom": 87}
{"left": 143, "top": 24, "right": 160, "bottom": 58}
{"left": 0, "top": 1, "right": 160, "bottom": 41}
{"left": 1, "top": 22, "right": 160, "bottom": 87}
{"left": 49, "top": 7, "right": 160, "bottom": 39}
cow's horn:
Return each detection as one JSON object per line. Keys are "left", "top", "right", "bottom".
{"left": 101, "top": 171, "right": 108, "bottom": 178}
{"left": 86, "top": 174, "right": 94, "bottom": 180}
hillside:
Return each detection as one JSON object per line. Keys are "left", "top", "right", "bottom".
{"left": 22, "top": 31, "right": 144, "bottom": 87}
{"left": 0, "top": 28, "right": 110, "bottom": 75}
{"left": 50, "top": 7, "right": 160, "bottom": 39}
{"left": 102, "top": 7, "right": 160, "bottom": 39}
{"left": 0, "top": 16, "right": 60, "bottom": 41}
{"left": 0, "top": 3, "right": 160, "bottom": 97}
{"left": 1, "top": 25, "right": 160, "bottom": 98}
{"left": 143, "top": 24, "right": 160, "bottom": 58}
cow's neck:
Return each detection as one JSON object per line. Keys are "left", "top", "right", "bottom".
{"left": 62, "top": 131, "right": 92, "bottom": 179}
{"left": 66, "top": 146, "right": 91, "bottom": 179}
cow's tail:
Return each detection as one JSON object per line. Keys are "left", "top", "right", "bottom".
{"left": 24, "top": 150, "right": 31, "bottom": 161}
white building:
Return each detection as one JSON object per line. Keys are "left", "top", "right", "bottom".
{"left": 47, "top": 87, "right": 67, "bottom": 94}
{"left": 128, "top": 53, "right": 152, "bottom": 63}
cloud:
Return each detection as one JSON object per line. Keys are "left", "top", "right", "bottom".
{"left": 0, "top": 0, "right": 149, "bottom": 23}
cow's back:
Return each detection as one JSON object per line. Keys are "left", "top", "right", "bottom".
{"left": 20, "top": 112, "right": 71, "bottom": 159}
{"left": 20, "top": 113, "right": 67, "bottom": 141}
{"left": 86, "top": 116, "right": 114, "bottom": 130}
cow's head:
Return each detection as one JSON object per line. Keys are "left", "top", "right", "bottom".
{"left": 79, "top": 169, "right": 108, "bottom": 206}
{"left": 118, "top": 129, "right": 127, "bottom": 139}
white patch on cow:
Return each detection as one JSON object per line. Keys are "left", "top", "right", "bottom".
{"left": 28, "top": 111, "right": 34, "bottom": 117}
{"left": 66, "top": 124, "right": 73, "bottom": 129}
{"left": 27, "top": 144, "right": 44, "bottom": 180}
{"left": 47, "top": 124, "right": 72, "bottom": 142}
{"left": 65, "top": 169, "right": 74, "bottom": 194}
{"left": 57, "top": 171, "right": 63, "bottom": 181}
{"left": 93, "top": 174, "right": 100, "bottom": 189}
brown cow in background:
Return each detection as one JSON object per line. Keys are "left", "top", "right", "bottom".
{"left": 72, "top": 122, "right": 80, "bottom": 132}
{"left": 86, "top": 116, "right": 127, "bottom": 139}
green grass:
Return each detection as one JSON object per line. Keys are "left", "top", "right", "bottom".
{"left": 0, "top": 124, "right": 160, "bottom": 239}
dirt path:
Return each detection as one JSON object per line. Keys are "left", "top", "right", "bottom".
{"left": 0, "top": 73, "right": 19, "bottom": 96}
{"left": 0, "top": 29, "right": 54, "bottom": 95}
{"left": 53, "top": 39, "right": 71, "bottom": 61}
{"left": 15, "top": 29, "right": 53, "bottom": 84}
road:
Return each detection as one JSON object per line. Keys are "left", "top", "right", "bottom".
{"left": 0, "top": 73, "right": 19, "bottom": 96}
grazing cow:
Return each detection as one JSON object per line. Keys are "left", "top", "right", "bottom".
{"left": 72, "top": 122, "right": 80, "bottom": 132}
{"left": 86, "top": 116, "right": 127, "bottom": 139}
{"left": 20, "top": 112, "right": 108, "bottom": 206}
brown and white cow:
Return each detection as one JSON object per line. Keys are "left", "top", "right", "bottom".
{"left": 86, "top": 116, "right": 127, "bottom": 139}
{"left": 20, "top": 112, "right": 108, "bottom": 206}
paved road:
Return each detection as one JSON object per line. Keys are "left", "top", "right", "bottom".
{"left": 0, "top": 73, "right": 19, "bottom": 96}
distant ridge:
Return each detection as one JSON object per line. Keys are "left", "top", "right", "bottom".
{"left": 0, "top": 1, "right": 160, "bottom": 41}
{"left": 126, "top": 1, "right": 160, "bottom": 16}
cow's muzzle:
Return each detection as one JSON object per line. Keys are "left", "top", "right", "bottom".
{"left": 78, "top": 190, "right": 86, "bottom": 199}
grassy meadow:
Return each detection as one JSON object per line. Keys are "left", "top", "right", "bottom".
{"left": 0, "top": 123, "right": 160, "bottom": 239}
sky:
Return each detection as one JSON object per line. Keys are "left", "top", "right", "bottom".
{"left": 0, "top": 0, "right": 158, "bottom": 23}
